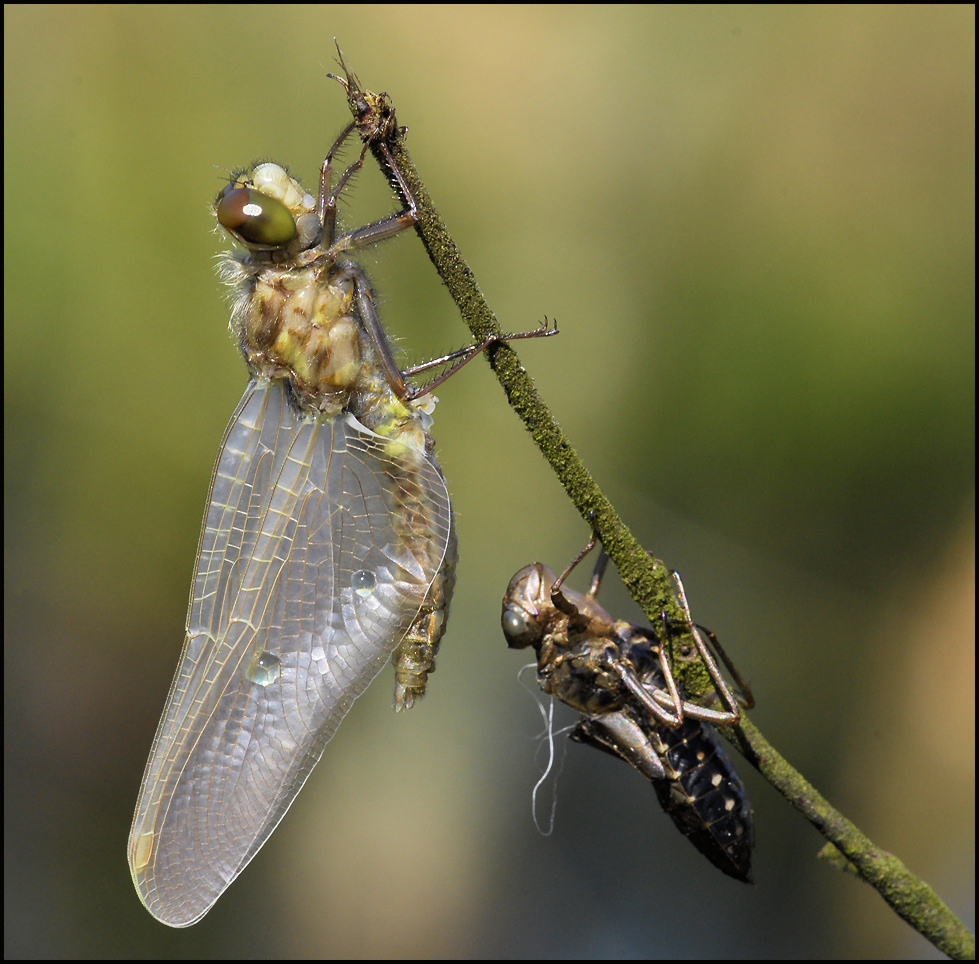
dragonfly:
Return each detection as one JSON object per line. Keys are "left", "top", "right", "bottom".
{"left": 501, "top": 541, "right": 756, "bottom": 882}
{"left": 128, "top": 75, "right": 554, "bottom": 927}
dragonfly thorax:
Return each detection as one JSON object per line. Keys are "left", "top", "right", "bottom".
{"left": 228, "top": 257, "right": 382, "bottom": 417}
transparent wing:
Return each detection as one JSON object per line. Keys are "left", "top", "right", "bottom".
{"left": 128, "top": 379, "right": 452, "bottom": 926}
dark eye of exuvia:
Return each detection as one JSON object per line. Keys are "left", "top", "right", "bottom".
{"left": 502, "top": 607, "right": 537, "bottom": 649}
{"left": 216, "top": 185, "right": 297, "bottom": 248}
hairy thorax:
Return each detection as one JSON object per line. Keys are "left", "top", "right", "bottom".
{"left": 233, "top": 259, "right": 371, "bottom": 416}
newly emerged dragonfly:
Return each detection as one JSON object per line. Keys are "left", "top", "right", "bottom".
{"left": 129, "top": 75, "right": 553, "bottom": 927}
{"left": 502, "top": 543, "right": 756, "bottom": 882}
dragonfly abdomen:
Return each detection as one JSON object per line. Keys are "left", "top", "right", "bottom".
{"left": 649, "top": 716, "right": 754, "bottom": 882}
{"left": 570, "top": 706, "right": 753, "bottom": 883}
{"left": 392, "top": 525, "right": 458, "bottom": 709}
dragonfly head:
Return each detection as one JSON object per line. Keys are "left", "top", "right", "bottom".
{"left": 501, "top": 563, "right": 559, "bottom": 651}
{"left": 216, "top": 163, "right": 321, "bottom": 256}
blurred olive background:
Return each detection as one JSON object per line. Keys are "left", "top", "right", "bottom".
{"left": 4, "top": 5, "right": 973, "bottom": 959}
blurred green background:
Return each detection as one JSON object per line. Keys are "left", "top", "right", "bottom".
{"left": 4, "top": 5, "right": 973, "bottom": 958}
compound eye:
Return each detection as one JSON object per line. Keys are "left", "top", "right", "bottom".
{"left": 502, "top": 606, "right": 539, "bottom": 650}
{"left": 216, "top": 186, "right": 297, "bottom": 248}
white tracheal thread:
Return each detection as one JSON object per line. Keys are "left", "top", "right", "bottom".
{"left": 517, "top": 663, "right": 572, "bottom": 837}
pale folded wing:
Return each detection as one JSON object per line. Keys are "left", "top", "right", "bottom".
{"left": 128, "top": 379, "right": 452, "bottom": 926}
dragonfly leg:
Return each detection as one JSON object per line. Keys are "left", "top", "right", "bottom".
{"left": 551, "top": 534, "right": 598, "bottom": 600}
{"left": 315, "top": 95, "right": 419, "bottom": 259}
{"left": 668, "top": 571, "right": 752, "bottom": 723}
{"left": 586, "top": 545, "right": 610, "bottom": 599}
{"left": 323, "top": 143, "right": 419, "bottom": 259}
{"left": 604, "top": 652, "right": 688, "bottom": 728}
{"left": 317, "top": 120, "right": 360, "bottom": 246}
{"left": 647, "top": 637, "right": 685, "bottom": 725}
{"left": 691, "top": 622, "right": 755, "bottom": 711}
{"left": 544, "top": 531, "right": 607, "bottom": 620}
{"left": 400, "top": 320, "right": 558, "bottom": 402}
{"left": 332, "top": 261, "right": 409, "bottom": 398}
{"left": 605, "top": 648, "right": 746, "bottom": 729}
{"left": 336, "top": 262, "right": 559, "bottom": 402}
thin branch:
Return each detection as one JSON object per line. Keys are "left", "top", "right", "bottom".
{"left": 337, "top": 56, "right": 975, "bottom": 962}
